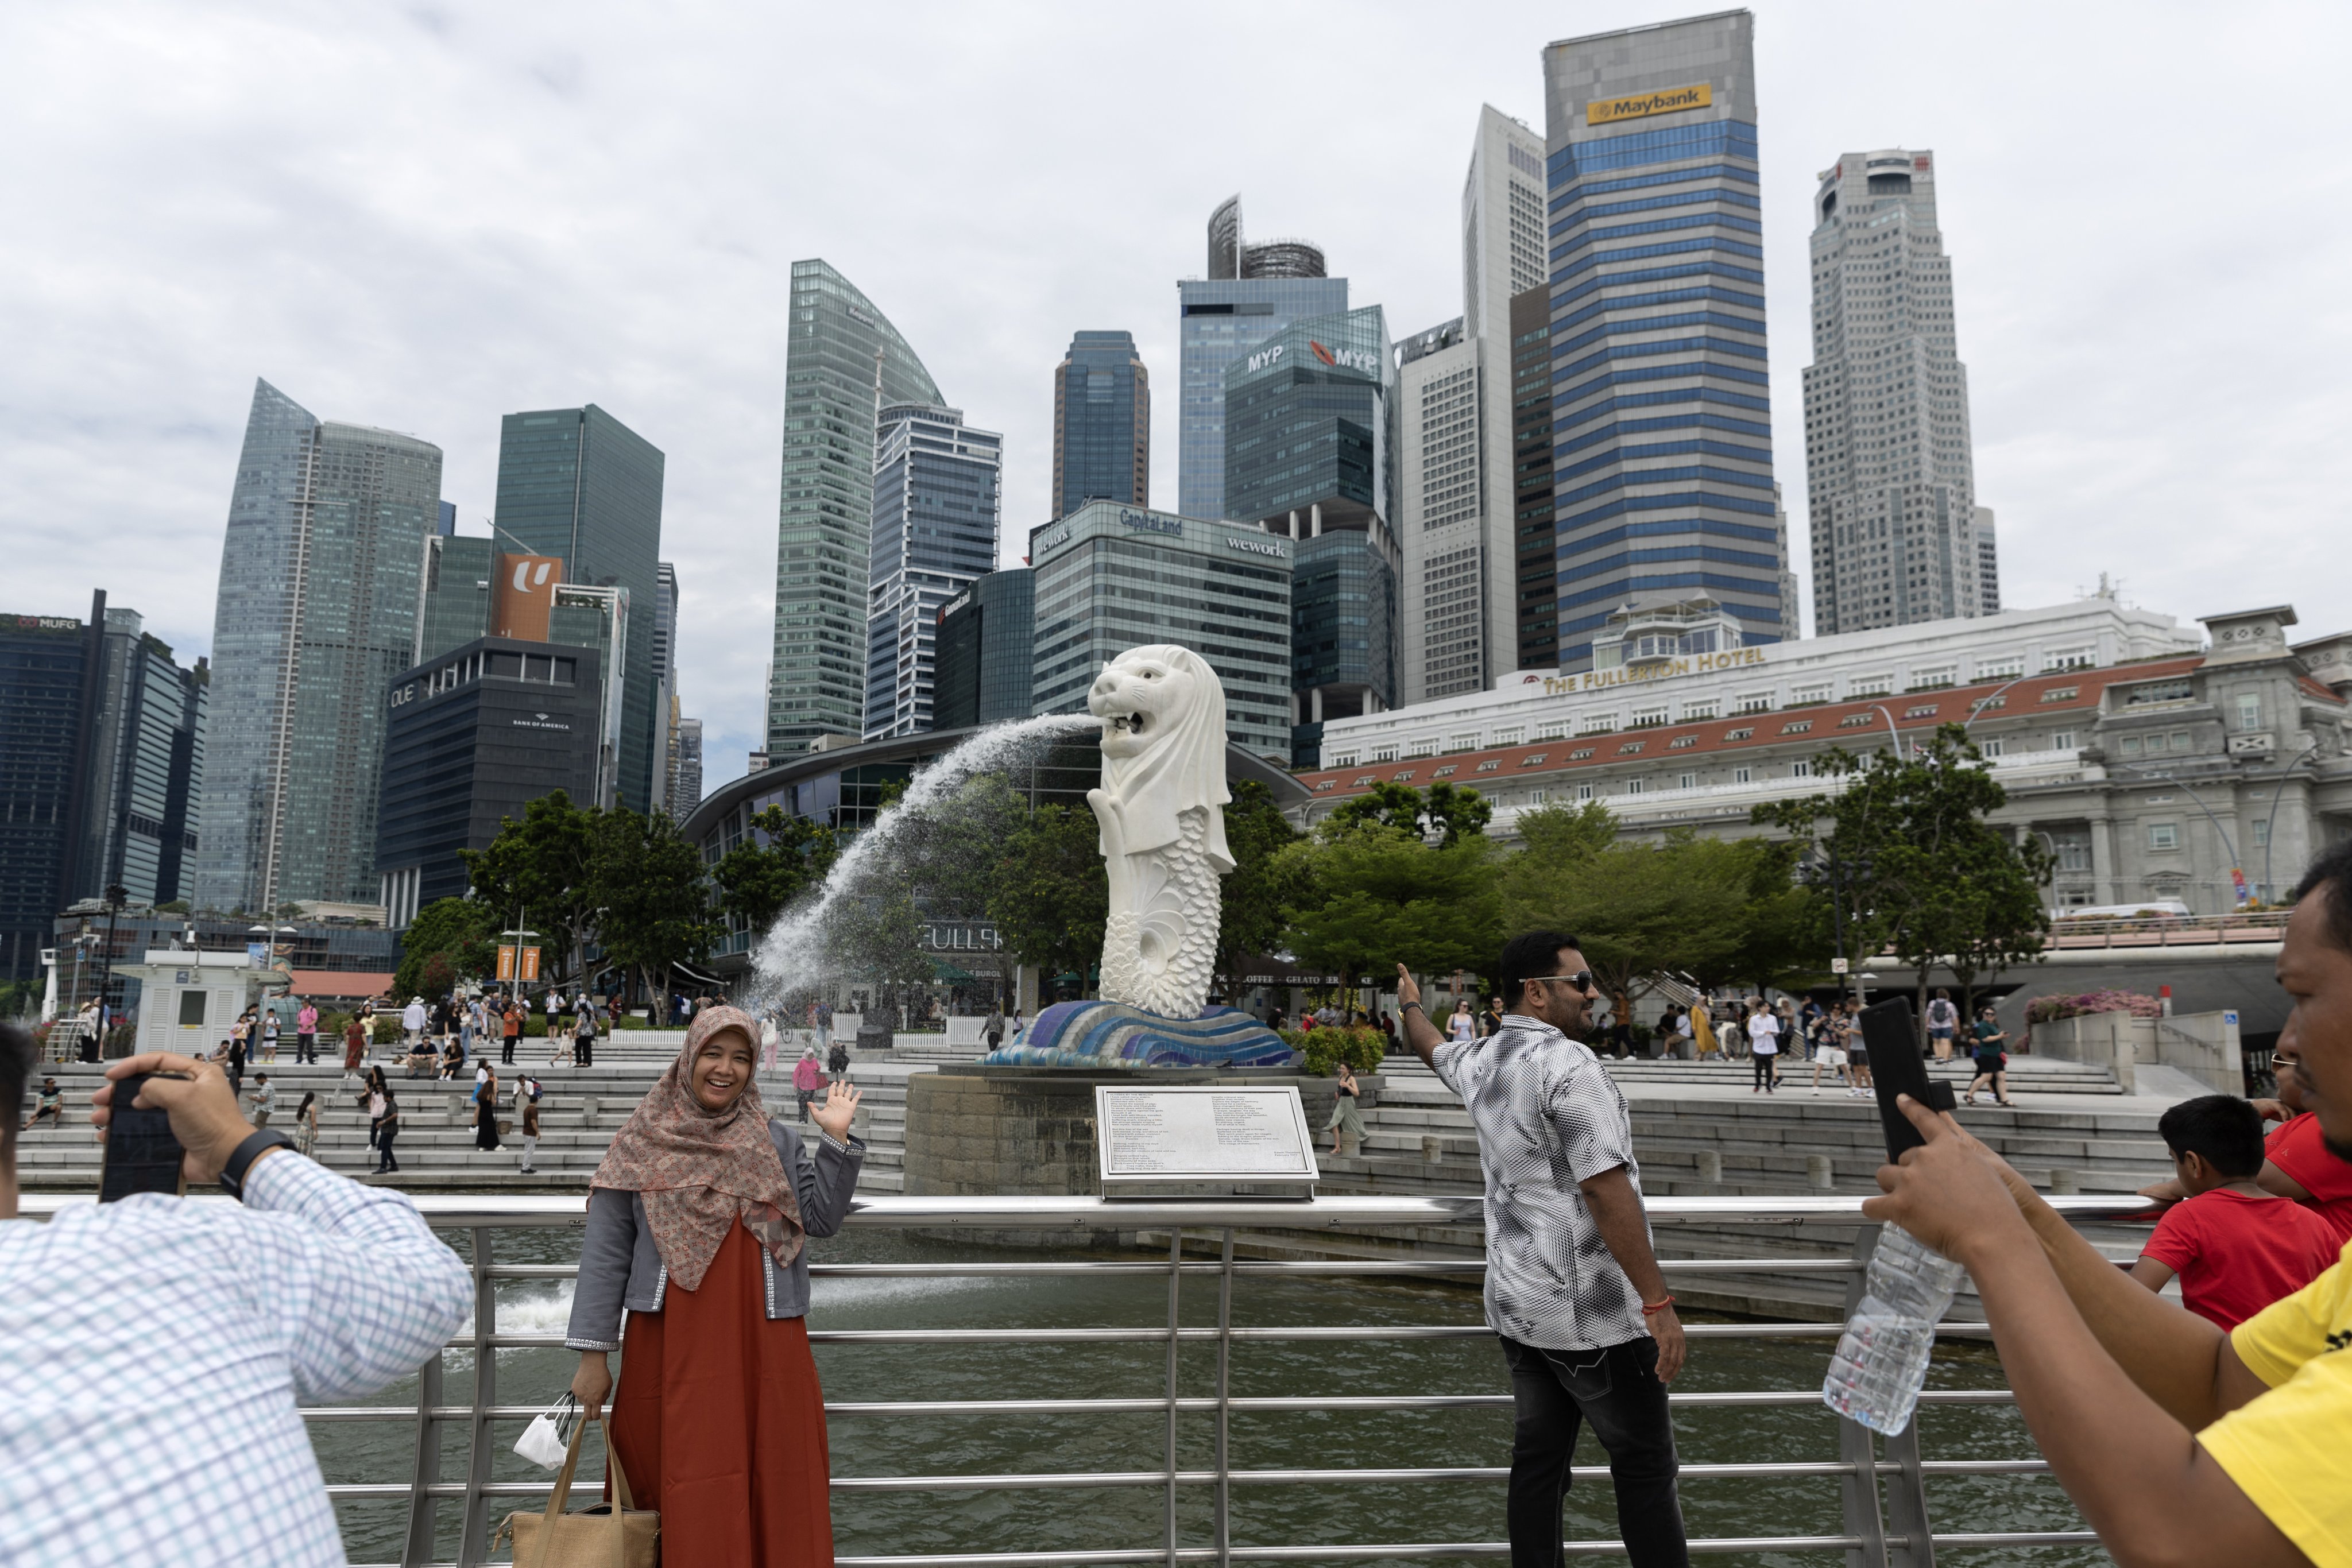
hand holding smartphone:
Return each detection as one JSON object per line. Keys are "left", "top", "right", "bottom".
{"left": 1857, "top": 996, "right": 1958, "bottom": 1162}
{"left": 99, "top": 1072, "right": 191, "bottom": 1202}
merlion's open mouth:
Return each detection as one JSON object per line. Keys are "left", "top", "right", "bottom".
{"left": 1105, "top": 711, "right": 1148, "bottom": 737}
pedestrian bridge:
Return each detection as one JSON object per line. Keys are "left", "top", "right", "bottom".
{"left": 22, "top": 1190, "right": 2153, "bottom": 1566}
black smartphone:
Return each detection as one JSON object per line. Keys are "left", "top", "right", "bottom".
{"left": 1859, "top": 996, "right": 1957, "bottom": 1162}
{"left": 99, "top": 1073, "right": 189, "bottom": 1202}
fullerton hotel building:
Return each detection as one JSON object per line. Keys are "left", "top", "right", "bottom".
{"left": 1294, "top": 591, "right": 2352, "bottom": 916}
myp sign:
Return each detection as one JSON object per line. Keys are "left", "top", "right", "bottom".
{"left": 1309, "top": 339, "right": 1380, "bottom": 375}
{"left": 1118, "top": 508, "right": 1182, "bottom": 537}
{"left": 1245, "top": 343, "right": 1286, "bottom": 374}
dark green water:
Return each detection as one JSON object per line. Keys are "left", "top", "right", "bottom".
{"left": 317, "top": 1227, "right": 2101, "bottom": 1566}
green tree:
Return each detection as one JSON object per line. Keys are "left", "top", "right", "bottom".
{"left": 1215, "top": 780, "right": 1304, "bottom": 990}
{"left": 985, "top": 803, "right": 1109, "bottom": 998}
{"left": 589, "top": 808, "right": 718, "bottom": 1009}
{"left": 1279, "top": 819, "right": 1502, "bottom": 999}
{"left": 459, "top": 790, "right": 601, "bottom": 986}
{"left": 1327, "top": 780, "right": 1494, "bottom": 847}
{"left": 392, "top": 896, "right": 500, "bottom": 1001}
{"left": 713, "top": 806, "right": 841, "bottom": 936}
{"left": 1503, "top": 828, "right": 1758, "bottom": 1026}
{"left": 1751, "top": 725, "right": 2051, "bottom": 1033}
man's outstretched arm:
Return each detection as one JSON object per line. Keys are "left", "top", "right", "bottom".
{"left": 1869, "top": 1097, "right": 2306, "bottom": 1568}
{"left": 1393, "top": 964, "right": 1443, "bottom": 1069}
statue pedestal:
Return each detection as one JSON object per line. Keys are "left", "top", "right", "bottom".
{"left": 981, "top": 1000, "right": 1297, "bottom": 1070}
{"left": 902, "top": 1064, "right": 1376, "bottom": 1221}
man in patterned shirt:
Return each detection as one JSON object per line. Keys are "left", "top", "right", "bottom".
{"left": 0, "top": 1027, "right": 473, "bottom": 1565}
{"left": 1397, "top": 934, "right": 1689, "bottom": 1567}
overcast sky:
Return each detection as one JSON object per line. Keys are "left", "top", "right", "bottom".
{"left": 6, "top": 1, "right": 2347, "bottom": 791}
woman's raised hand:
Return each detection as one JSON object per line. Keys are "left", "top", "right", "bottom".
{"left": 813, "top": 1078, "right": 862, "bottom": 1143}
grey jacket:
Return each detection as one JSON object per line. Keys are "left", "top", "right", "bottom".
{"left": 564, "top": 1119, "right": 864, "bottom": 1351}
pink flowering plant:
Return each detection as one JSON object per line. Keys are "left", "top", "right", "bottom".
{"left": 2024, "top": 989, "right": 2164, "bottom": 1024}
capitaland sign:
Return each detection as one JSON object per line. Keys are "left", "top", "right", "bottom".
{"left": 1587, "top": 82, "right": 1712, "bottom": 125}
{"left": 1117, "top": 508, "right": 1182, "bottom": 537}
{"left": 1538, "top": 645, "right": 1767, "bottom": 694}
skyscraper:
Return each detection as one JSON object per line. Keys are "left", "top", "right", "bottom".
{"left": 933, "top": 567, "right": 1036, "bottom": 730}
{"left": 769, "top": 260, "right": 944, "bottom": 759}
{"left": 77, "top": 605, "right": 207, "bottom": 910}
{"left": 864, "top": 403, "right": 1002, "bottom": 739}
{"left": 1540, "top": 11, "right": 1786, "bottom": 671}
{"left": 1178, "top": 198, "right": 1347, "bottom": 519}
{"left": 0, "top": 606, "right": 94, "bottom": 979}
{"left": 1223, "top": 306, "right": 1400, "bottom": 765}
{"left": 1803, "top": 149, "right": 1989, "bottom": 633}
{"left": 492, "top": 404, "right": 664, "bottom": 814}
{"left": 1508, "top": 286, "right": 1561, "bottom": 667}
{"left": 651, "top": 560, "right": 679, "bottom": 816}
{"left": 1051, "top": 332, "right": 1150, "bottom": 519}
{"left": 195, "top": 380, "right": 442, "bottom": 915}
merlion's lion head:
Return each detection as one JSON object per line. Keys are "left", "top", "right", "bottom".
{"left": 1086, "top": 644, "right": 1233, "bottom": 870}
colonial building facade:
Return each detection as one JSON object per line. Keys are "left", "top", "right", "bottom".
{"left": 1300, "top": 596, "right": 2352, "bottom": 915}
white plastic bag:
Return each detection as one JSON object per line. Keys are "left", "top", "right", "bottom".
{"left": 513, "top": 1392, "right": 579, "bottom": 1470}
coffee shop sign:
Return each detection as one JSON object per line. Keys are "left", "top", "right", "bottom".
{"left": 1535, "top": 645, "right": 1767, "bottom": 695}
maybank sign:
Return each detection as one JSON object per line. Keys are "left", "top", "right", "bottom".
{"left": 1537, "top": 645, "right": 1766, "bottom": 694}
{"left": 1587, "top": 82, "right": 1712, "bottom": 126}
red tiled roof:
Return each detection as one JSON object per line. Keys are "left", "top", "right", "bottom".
{"left": 1296, "top": 656, "right": 2213, "bottom": 800}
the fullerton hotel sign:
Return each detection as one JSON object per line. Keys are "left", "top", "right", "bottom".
{"left": 1537, "top": 645, "right": 1770, "bottom": 696}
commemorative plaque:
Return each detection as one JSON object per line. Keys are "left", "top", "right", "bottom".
{"left": 1094, "top": 1085, "right": 1320, "bottom": 1195}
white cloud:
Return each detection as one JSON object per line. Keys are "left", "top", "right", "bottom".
{"left": 2, "top": 0, "right": 2347, "bottom": 788}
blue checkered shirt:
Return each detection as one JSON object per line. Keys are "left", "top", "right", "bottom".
{"left": 0, "top": 1153, "right": 472, "bottom": 1565}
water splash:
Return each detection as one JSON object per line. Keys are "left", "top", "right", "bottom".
{"left": 746, "top": 713, "right": 1098, "bottom": 1005}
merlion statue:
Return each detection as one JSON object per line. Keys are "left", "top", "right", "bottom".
{"left": 981, "top": 643, "right": 1296, "bottom": 1070}
{"left": 1087, "top": 644, "right": 1232, "bottom": 1020}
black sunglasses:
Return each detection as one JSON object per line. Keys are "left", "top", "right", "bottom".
{"left": 1527, "top": 971, "right": 1598, "bottom": 996}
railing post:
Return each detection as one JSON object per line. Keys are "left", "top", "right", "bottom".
{"left": 1165, "top": 1228, "right": 1183, "bottom": 1568}
{"left": 458, "top": 1225, "right": 498, "bottom": 1565}
{"left": 401, "top": 1349, "right": 444, "bottom": 1567}
{"left": 1215, "top": 1228, "right": 1234, "bottom": 1568}
{"left": 1837, "top": 1225, "right": 1890, "bottom": 1568}
{"left": 1882, "top": 1403, "right": 1938, "bottom": 1567}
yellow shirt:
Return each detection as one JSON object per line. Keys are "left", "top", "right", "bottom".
{"left": 1690, "top": 1005, "right": 1715, "bottom": 1053}
{"left": 2203, "top": 1241, "right": 2352, "bottom": 1566}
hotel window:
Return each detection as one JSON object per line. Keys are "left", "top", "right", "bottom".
{"left": 2253, "top": 820, "right": 2270, "bottom": 850}
{"left": 1352, "top": 775, "right": 1376, "bottom": 787}
{"left": 1520, "top": 753, "right": 1548, "bottom": 766}
{"left": 1904, "top": 704, "right": 1939, "bottom": 719}
{"left": 1616, "top": 741, "right": 1645, "bottom": 756}
{"left": 1681, "top": 699, "right": 1719, "bottom": 721}
{"left": 1579, "top": 713, "right": 1619, "bottom": 736}
{"left": 1908, "top": 666, "right": 1956, "bottom": 691}
{"left": 2237, "top": 694, "right": 2263, "bottom": 731}
{"left": 1494, "top": 727, "right": 1525, "bottom": 747}
{"left": 1781, "top": 719, "right": 1814, "bottom": 735}
{"left": 2051, "top": 730, "right": 2077, "bottom": 750}
{"left": 1792, "top": 683, "right": 1833, "bottom": 705}
{"left": 1372, "top": 746, "right": 1398, "bottom": 762}
{"left": 1432, "top": 765, "right": 1457, "bottom": 777}
{"left": 2121, "top": 735, "right": 2142, "bottom": 756}
{"left": 1790, "top": 760, "right": 1813, "bottom": 779}
{"left": 1576, "top": 784, "right": 1595, "bottom": 801}
{"left": 1331, "top": 753, "right": 1358, "bottom": 768}
{"left": 2146, "top": 820, "right": 2180, "bottom": 851}
{"left": 1848, "top": 674, "right": 1893, "bottom": 698}
{"left": 1630, "top": 707, "right": 1669, "bottom": 728}
{"left": 2125, "top": 679, "right": 2194, "bottom": 706}
{"left": 1529, "top": 789, "right": 1549, "bottom": 806}
{"left": 1981, "top": 738, "right": 2005, "bottom": 758}
{"left": 1394, "top": 771, "right": 1415, "bottom": 781}
{"left": 1724, "top": 727, "right": 1755, "bottom": 742}
{"left": 1625, "top": 779, "right": 1646, "bottom": 795}
{"left": 1536, "top": 721, "right": 1568, "bottom": 741}
{"left": 2044, "top": 646, "right": 2095, "bottom": 673}
{"left": 1733, "top": 766, "right": 1752, "bottom": 784}
{"left": 1447, "top": 732, "right": 1481, "bottom": 753}
{"left": 1734, "top": 692, "right": 1773, "bottom": 715}
{"left": 2169, "top": 732, "right": 2192, "bottom": 752}
{"left": 1839, "top": 713, "right": 1873, "bottom": 729}
{"left": 1314, "top": 781, "right": 1336, "bottom": 792}
{"left": 2040, "top": 686, "right": 2079, "bottom": 703}
{"left": 1476, "top": 760, "right": 1500, "bottom": 772}
{"left": 1568, "top": 747, "right": 1595, "bottom": 760}
{"left": 1976, "top": 655, "right": 2025, "bottom": 681}
{"left": 1678, "top": 773, "right": 1697, "bottom": 790}
{"left": 1406, "top": 737, "right": 1437, "bottom": 758}
{"left": 1668, "top": 734, "right": 1697, "bottom": 748}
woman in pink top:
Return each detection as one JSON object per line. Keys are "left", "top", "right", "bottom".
{"left": 791, "top": 1045, "right": 826, "bottom": 1125}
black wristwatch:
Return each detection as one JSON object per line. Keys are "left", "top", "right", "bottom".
{"left": 219, "top": 1128, "right": 297, "bottom": 1200}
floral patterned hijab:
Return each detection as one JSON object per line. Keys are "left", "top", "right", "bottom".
{"left": 589, "top": 1005, "right": 803, "bottom": 1290}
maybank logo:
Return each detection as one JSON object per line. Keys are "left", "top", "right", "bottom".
{"left": 1587, "top": 82, "right": 1712, "bottom": 125}
{"left": 1309, "top": 340, "right": 1381, "bottom": 375}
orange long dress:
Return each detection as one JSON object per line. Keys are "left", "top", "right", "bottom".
{"left": 607, "top": 1219, "right": 834, "bottom": 1565}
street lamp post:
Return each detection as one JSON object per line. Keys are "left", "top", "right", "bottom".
{"left": 2115, "top": 763, "right": 2243, "bottom": 909}
{"left": 92, "top": 884, "right": 128, "bottom": 1058}
{"left": 2261, "top": 744, "right": 2320, "bottom": 901}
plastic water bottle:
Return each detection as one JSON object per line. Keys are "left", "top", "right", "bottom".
{"left": 1821, "top": 1224, "right": 1967, "bottom": 1435}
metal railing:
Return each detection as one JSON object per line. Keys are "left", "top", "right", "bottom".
{"left": 30, "top": 1191, "right": 2152, "bottom": 1566}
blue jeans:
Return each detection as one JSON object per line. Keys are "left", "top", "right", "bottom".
{"left": 1499, "top": 1334, "right": 1688, "bottom": 1568}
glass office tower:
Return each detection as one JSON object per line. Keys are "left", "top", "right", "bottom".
{"left": 78, "top": 606, "right": 207, "bottom": 910}
{"left": 1051, "top": 331, "right": 1150, "bottom": 518}
{"left": 1028, "top": 502, "right": 1293, "bottom": 760}
{"left": 1540, "top": 11, "right": 1787, "bottom": 671}
{"left": 195, "top": 379, "right": 442, "bottom": 914}
{"left": 863, "top": 403, "right": 1002, "bottom": 739}
{"left": 1176, "top": 242, "right": 1347, "bottom": 519}
{"left": 769, "top": 260, "right": 945, "bottom": 759}
{"left": 1223, "top": 306, "right": 1399, "bottom": 765}
{"left": 933, "top": 567, "right": 1035, "bottom": 731}
{"left": 492, "top": 404, "right": 664, "bottom": 815}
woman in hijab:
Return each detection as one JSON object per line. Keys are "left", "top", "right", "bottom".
{"left": 566, "top": 1005, "right": 865, "bottom": 1565}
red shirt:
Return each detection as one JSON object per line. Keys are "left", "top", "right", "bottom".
{"left": 2141, "top": 1186, "right": 2341, "bottom": 1330}
{"left": 2266, "top": 1112, "right": 2352, "bottom": 1246}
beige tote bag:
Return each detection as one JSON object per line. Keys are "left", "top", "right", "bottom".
{"left": 493, "top": 1410, "right": 659, "bottom": 1567}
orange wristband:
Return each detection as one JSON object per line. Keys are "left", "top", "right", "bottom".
{"left": 1640, "top": 1295, "right": 1676, "bottom": 1314}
